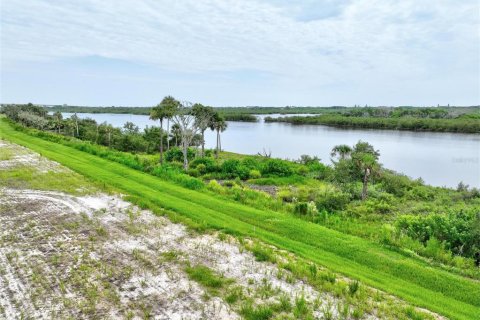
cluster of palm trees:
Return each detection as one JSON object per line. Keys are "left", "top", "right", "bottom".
{"left": 150, "top": 96, "right": 227, "bottom": 168}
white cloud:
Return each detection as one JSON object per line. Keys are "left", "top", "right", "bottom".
{"left": 1, "top": 0, "right": 479, "bottom": 105}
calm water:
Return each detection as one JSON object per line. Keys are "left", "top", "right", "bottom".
{"left": 62, "top": 113, "right": 480, "bottom": 188}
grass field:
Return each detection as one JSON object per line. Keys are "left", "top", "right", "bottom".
{"left": 1, "top": 118, "right": 479, "bottom": 320}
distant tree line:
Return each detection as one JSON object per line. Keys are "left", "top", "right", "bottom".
{"left": 44, "top": 105, "right": 258, "bottom": 122}
{"left": 265, "top": 113, "right": 480, "bottom": 133}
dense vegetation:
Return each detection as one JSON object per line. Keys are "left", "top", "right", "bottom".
{"left": 264, "top": 106, "right": 480, "bottom": 133}
{"left": 1, "top": 117, "right": 479, "bottom": 320}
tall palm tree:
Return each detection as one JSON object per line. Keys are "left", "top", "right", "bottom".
{"left": 150, "top": 96, "right": 179, "bottom": 164}
{"left": 210, "top": 114, "right": 227, "bottom": 159}
{"left": 192, "top": 103, "right": 215, "bottom": 157}
{"left": 170, "top": 123, "right": 181, "bottom": 147}
{"left": 53, "top": 111, "right": 63, "bottom": 134}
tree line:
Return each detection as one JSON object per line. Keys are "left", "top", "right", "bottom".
{"left": 1, "top": 97, "right": 229, "bottom": 169}
{"left": 265, "top": 113, "right": 480, "bottom": 133}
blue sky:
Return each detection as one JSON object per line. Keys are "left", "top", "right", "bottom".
{"left": 1, "top": 0, "right": 479, "bottom": 106}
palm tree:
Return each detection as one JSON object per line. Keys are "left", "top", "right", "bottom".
{"left": 330, "top": 144, "right": 352, "bottom": 161}
{"left": 150, "top": 96, "right": 179, "bottom": 164}
{"left": 351, "top": 141, "right": 380, "bottom": 200}
{"left": 53, "top": 111, "right": 63, "bottom": 134}
{"left": 192, "top": 103, "right": 215, "bottom": 157}
{"left": 210, "top": 114, "right": 227, "bottom": 159}
{"left": 170, "top": 123, "right": 181, "bottom": 147}
{"left": 71, "top": 113, "right": 79, "bottom": 137}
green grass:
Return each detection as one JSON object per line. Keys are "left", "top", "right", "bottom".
{"left": 0, "top": 166, "right": 98, "bottom": 195}
{"left": 0, "top": 118, "right": 478, "bottom": 320}
{"left": 0, "top": 148, "right": 13, "bottom": 160}
{"left": 185, "top": 265, "right": 232, "bottom": 294}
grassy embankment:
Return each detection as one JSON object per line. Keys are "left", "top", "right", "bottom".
{"left": 0, "top": 118, "right": 479, "bottom": 320}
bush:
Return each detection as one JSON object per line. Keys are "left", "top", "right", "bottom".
{"left": 187, "top": 168, "right": 200, "bottom": 177}
{"left": 261, "top": 159, "right": 293, "bottom": 177}
{"left": 207, "top": 180, "right": 224, "bottom": 194}
{"left": 221, "top": 159, "right": 250, "bottom": 180}
{"left": 249, "top": 169, "right": 261, "bottom": 179}
{"left": 165, "top": 147, "right": 195, "bottom": 162}
{"left": 294, "top": 202, "right": 308, "bottom": 215}
{"left": 241, "top": 157, "right": 261, "bottom": 170}
{"left": 190, "top": 157, "right": 217, "bottom": 172}
{"left": 296, "top": 166, "right": 308, "bottom": 176}
{"left": 315, "top": 191, "right": 350, "bottom": 212}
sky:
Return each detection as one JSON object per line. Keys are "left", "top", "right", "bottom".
{"left": 1, "top": 0, "right": 479, "bottom": 107}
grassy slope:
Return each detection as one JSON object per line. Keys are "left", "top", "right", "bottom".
{"left": 1, "top": 119, "right": 478, "bottom": 320}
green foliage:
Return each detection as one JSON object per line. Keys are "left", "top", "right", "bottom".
{"left": 221, "top": 159, "right": 250, "bottom": 180}
{"left": 395, "top": 210, "right": 480, "bottom": 259}
{"left": 261, "top": 159, "right": 293, "bottom": 177}
{"left": 249, "top": 169, "right": 262, "bottom": 179}
{"left": 348, "top": 280, "right": 360, "bottom": 296}
{"left": 164, "top": 147, "right": 196, "bottom": 162}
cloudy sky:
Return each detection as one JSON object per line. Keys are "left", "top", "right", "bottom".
{"left": 1, "top": 0, "right": 479, "bottom": 106}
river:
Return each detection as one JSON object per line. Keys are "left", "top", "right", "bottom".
{"left": 61, "top": 112, "right": 480, "bottom": 188}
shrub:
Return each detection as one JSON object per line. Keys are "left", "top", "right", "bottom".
{"left": 207, "top": 180, "right": 224, "bottom": 194}
{"left": 348, "top": 280, "right": 360, "bottom": 296}
{"left": 164, "top": 147, "right": 195, "bottom": 162}
{"left": 296, "top": 166, "right": 308, "bottom": 176}
{"left": 249, "top": 169, "right": 261, "bottom": 179}
{"left": 315, "top": 191, "right": 350, "bottom": 212}
{"left": 221, "top": 159, "right": 250, "bottom": 180}
{"left": 261, "top": 159, "right": 293, "bottom": 177}
{"left": 278, "top": 188, "right": 295, "bottom": 202}
{"left": 294, "top": 202, "right": 308, "bottom": 215}
{"left": 242, "top": 157, "right": 261, "bottom": 170}
{"left": 190, "top": 157, "right": 217, "bottom": 172}
{"left": 187, "top": 168, "right": 200, "bottom": 177}
{"left": 196, "top": 163, "right": 207, "bottom": 174}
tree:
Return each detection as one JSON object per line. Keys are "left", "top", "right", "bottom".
{"left": 123, "top": 121, "right": 139, "bottom": 134}
{"left": 172, "top": 101, "right": 199, "bottom": 170}
{"left": 210, "top": 113, "right": 227, "bottom": 159}
{"left": 150, "top": 96, "right": 180, "bottom": 164}
{"left": 53, "top": 111, "right": 63, "bottom": 133}
{"left": 330, "top": 144, "right": 352, "bottom": 161}
{"left": 170, "top": 123, "right": 181, "bottom": 147}
{"left": 99, "top": 122, "right": 115, "bottom": 147}
{"left": 351, "top": 141, "right": 380, "bottom": 200}
{"left": 191, "top": 103, "right": 215, "bottom": 157}
{"left": 71, "top": 113, "right": 80, "bottom": 137}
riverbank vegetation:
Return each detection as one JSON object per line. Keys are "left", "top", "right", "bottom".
{"left": 264, "top": 106, "right": 480, "bottom": 133}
